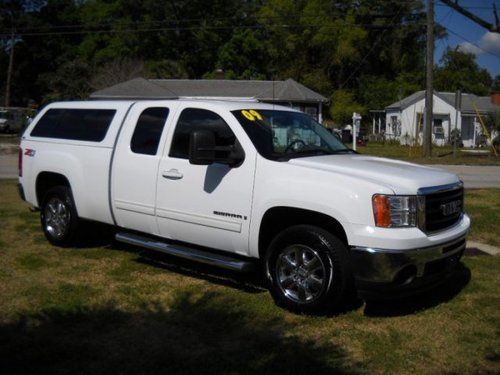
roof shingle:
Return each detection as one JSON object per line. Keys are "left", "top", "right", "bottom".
{"left": 90, "top": 78, "right": 328, "bottom": 103}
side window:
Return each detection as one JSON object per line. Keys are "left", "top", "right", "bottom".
{"left": 169, "top": 108, "right": 236, "bottom": 159}
{"left": 130, "top": 107, "right": 170, "bottom": 155}
{"left": 30, "top": 108, "right": 116, "bottom": 141}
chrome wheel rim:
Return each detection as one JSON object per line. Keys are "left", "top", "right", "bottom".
{"left": 276, "top": 245, "right": 327, "bottom": 304}
{"left": 44, "top": 197, "right": 70, "bottom": 239}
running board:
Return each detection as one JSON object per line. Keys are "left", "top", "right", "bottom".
{"left": 115, "top": 232, "right": 255, "bottom": 272}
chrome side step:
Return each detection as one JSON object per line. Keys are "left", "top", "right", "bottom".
{"left": 115, "top": 232, "right": 255, "bottom": 272}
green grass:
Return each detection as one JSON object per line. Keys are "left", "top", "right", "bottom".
{"left": 0, "top": 134, "right": 20, "bottom": 145}
{"left": 358, "top": 142, "right": 500, "bottom": 165}
{"left": 465, "top": 189, "right": 500, "bottom": 247}
{"left": 0, "top": 180, "right": 499, "bottom": 374}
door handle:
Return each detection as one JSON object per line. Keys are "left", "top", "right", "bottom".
{"left": 162, "top": 169, "right": 183, "bottom": 180}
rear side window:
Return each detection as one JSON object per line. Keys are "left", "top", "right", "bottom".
{"left": 131, "top": 107, "right": 170, "bottom": 155}
{"left": 169, "top": 108, "right": 236, "bottom": 159}
{"left": 31, "top": 108, "right": 116, "bottom": 142}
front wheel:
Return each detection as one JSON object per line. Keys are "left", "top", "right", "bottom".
{"left": 265, "top": 225, "right": 353, "bottom": 313}
{"left": 40, "top": 186, "right": 80, "bottom": 247}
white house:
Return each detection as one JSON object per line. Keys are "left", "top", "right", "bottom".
{"left": 384, "top": 91, "right": 499, "bottom": 147}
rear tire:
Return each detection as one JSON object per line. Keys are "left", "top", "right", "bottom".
{"left": 40, "top": 186, "right": 80, "bottom": 247}
{"left": 265, "top": 225, "right": 353, "bottom": 314}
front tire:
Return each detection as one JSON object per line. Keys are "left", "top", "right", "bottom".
{"left": 40, "top": 186, "right": 80, "bottom": 247}
{"left": 265, "top": 225, "right": 353, "bottom": 314}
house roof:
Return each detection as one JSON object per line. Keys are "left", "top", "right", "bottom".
{"left": 90, "top": 77, "right": 329, "bottom": 103}
{"left": 386, "top": 90, "right": 498, "bottom": 114}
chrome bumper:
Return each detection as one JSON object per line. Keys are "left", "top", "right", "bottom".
{"left": 350, "top": 236, "right": 466, "bottom": 287}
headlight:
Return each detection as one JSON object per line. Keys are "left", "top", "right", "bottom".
{"left": 372, "top": 195, "right": 417, "bottom": 227}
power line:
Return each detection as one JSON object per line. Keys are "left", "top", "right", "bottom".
{"left": 339, "top": 8, "right": 406, "bottom": 88}
{"left": 0, "top": 8, "right": 428, "bottom": 34}
{"left": 445, "top": 26, "right": 500, "bottom": 58}
{"left": 0, "top": 20, "right": 426, "bottom": 38}
{"left": 436, "top": 3, "right": 500, "bottom": 10}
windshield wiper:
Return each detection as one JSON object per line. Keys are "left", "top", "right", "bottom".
{"left": 281, "top": 149, "right": 334, "bottom": 160}
{"left": 274, "top": 148, "right": 355, "bottom": 161}
{"left": 329, "top": 149, "right": 355, "bottom": 154}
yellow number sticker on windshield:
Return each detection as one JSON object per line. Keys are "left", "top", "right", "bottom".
{"left": 249, "top": 110, "right": 263, "bottom": 121}
{"left": 241, "top": 110, "right": 255, "bottom": 121}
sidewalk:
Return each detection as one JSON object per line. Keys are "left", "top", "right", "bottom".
{"left": 427, "top": 164, "right": 500, "bottom": 188}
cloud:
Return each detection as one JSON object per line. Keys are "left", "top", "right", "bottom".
{"left": 458, "top": 32, "right": 500, "bottom": 55}
{"left": 458, "top": 41, "right": 483, "bottom": 54}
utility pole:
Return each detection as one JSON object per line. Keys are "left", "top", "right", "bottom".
{"left": 5, "top": 12, "right": 14, "bottom": 107}
{"left": 423, "top": 0, "right": 434, "bottom": 158}
{"left": 5, "top": 29, "right": 15, "bottom": 107}
{"left": 453, "top": 90, "right": 461, "bottom": 158}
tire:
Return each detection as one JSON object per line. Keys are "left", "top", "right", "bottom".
{"left": 265, "top": 225, "right": 353, "bottom": 314}
{"left": 40, "top": 186, "right": 80, "bottom": 247}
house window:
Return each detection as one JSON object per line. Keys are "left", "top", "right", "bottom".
{"left": 390, "top": 116, "right": 401, "bottom": 136}
{"left": 433, "top": 119, "right": 444, "bottom": 139}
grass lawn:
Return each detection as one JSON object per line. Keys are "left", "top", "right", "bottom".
{"left": 358, "top": 142, "right": 500, "bottom": 165}
{"left": 0, "top": 135, "right": 20, "bottom": 145}
{"left": 0, "top": 180, "right": 499, "bottom": 374}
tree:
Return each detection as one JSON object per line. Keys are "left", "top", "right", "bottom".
{"left": 329, "top": 89, "right": 365, "bottom": 126}
{"left": 213, "top": 29, "right": 269, "bottom": 80}
{"left": 358, "top": 72, "right": 424, "bottom": 109}
{"left": 434, "top": 48, "right": 492, "bottom": 95}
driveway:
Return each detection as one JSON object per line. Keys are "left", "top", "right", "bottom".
{"left": 430, "top": 165, "right": 500, "bottom": 189}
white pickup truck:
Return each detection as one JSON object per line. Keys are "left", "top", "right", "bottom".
{"left": 18, "top": 100, "right": 470, "bottom": 312}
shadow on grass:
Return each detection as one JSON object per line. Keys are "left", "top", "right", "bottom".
{"left": 67, "top": 224, "right": 471, "bottom": 317}
{"left": 364, "top": 262, "right": 471, "bottom": 317}
{"left": 0, "top": 290, "right": 364, "bottom": 375}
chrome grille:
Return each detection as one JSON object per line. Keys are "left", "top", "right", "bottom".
{"left": 419, "top": 183, "right": 464, "bottom": 233}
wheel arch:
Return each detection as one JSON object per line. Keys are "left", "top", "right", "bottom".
{"left": 258, "top": 206, "right": 349, "bottom": 259}
{"left": 35, "top": 171, "right": 72, "bottom": 207}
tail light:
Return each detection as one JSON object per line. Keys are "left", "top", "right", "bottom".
{"left": 18, "top": 147, "right": 22, "bottom": 177}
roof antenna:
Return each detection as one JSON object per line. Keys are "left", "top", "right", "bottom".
{"left": 272, "top": 73, "right": 275, "bottom": 111}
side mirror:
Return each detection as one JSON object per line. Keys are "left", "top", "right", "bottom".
{"left": 189, "top": 130, "right": 216, "bottom": 165}
{"left": 189, "top": 129, "right": 245, "bottom": 167}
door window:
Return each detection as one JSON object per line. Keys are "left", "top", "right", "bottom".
{"left": 169, "top": 108, "right": 236, "bottom": 159}
{"left": 131, "top": 107, "right": 170, "bottom": 155}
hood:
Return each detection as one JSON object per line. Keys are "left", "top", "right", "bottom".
{"left": 288, "top": 154, "right": 459, "bottom": 194}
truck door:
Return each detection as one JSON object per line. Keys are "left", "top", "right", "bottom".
{"left": 155, "top": 106, "right": 256, "bottom": 256}
{"left": 112, "top": 102, "right": 175, "bottom": 235}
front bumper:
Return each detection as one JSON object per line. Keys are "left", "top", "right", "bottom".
{"left": 350, "top": 236, "right": 466, "bottom": 299}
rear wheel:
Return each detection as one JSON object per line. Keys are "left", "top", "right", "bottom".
{"left": 266, "top": 225, "right": 353, "bottom": 313}
{"left": 40, "top": 186, "right": 80, "bottom": 246}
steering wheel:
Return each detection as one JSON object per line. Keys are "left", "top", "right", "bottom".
{"left": 285, "top": 139, "right": 306, "bottom": 153}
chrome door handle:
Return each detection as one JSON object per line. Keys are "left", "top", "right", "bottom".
{"left": 162, "top": 169, "right": 183, "bottom": 180}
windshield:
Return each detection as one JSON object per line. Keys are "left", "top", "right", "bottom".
{"left": 231, "top": 109, "right": 351, "bottom": 161}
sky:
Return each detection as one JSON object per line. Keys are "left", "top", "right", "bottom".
{"left": 434, "top": 0, "right": 500, "bottom": 77}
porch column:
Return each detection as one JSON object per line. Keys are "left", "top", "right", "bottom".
{"left": 473, "top": 117, "right": 477, "bottom": 147}
{"left": 318, "top": 102, "right": 323, "bottom": 124}
{"left": 372, "top": 116, "right": 376, "bottom": 134}
{"left": 378, "top": 117, "right": 381, "bottom": 133}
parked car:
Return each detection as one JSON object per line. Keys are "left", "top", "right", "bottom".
{"left": 0, "top": 108, "right": 33, "bottom": 134}
{"left": 0, "top": 110, "right": 16, "bottom": 133}
{"left": 18, "top": 100, "right": 469, "bottom": 312}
